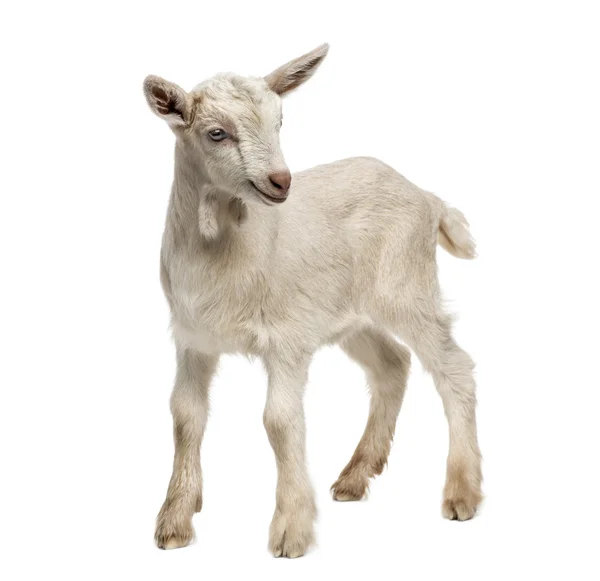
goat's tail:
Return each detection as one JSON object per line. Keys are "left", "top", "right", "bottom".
{"left": 426, "top": 192, "right": 477, "bottom": 259}
{"left": 438, "top": 204, "right": 476, "bottom": 259}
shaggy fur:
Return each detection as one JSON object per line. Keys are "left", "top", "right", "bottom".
{"left": 144, "top": 43, "right": 482, "bottom": 558}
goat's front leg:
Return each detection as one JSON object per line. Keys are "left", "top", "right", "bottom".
{"left": 263, "top": 354, "right": 316, "bottom": 558}
{"left": 155, "top": 349, "right": 218, "bottom": 549}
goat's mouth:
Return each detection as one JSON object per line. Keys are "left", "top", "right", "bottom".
{"left": 249, "top": 181, "right": 287, "bottom": 205}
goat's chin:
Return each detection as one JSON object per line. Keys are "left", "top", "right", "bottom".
{"left": 247, "top": 181, "right": 286, "bottom": 206}
{"left": 208, "top": 183, "right": 271, "bottom": 207}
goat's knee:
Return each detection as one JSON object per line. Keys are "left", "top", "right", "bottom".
{"left": 263, "top": 408, "right": 291, "bottom": 455}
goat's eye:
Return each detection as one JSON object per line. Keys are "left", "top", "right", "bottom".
{"left": 208, "top": 129, "right": 228, "bottom": 142}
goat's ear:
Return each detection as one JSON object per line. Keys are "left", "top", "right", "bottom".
{"left": 264, "top": 43, "right": 329, "bottom": 96}
{"left": 143, "top": 75, "right": 191, "bottom": 127}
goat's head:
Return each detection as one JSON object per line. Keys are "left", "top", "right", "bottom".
{"left": 144, "top": 44, "right": 329, "bottom": 206}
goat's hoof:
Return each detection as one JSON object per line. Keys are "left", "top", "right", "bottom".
{"left": 442, "top": 487, "right": 481, "bottom": 521}
{"left": 269, "top": 503, "right": 316, "bottom": 558}
{"left": 155, "top": 519, "right": 194, "bottom": 549}
{"left": 330, "top": 475, "right": 367, "bottom": 502}
{"left": 442, "top": 469, "right": 482, "bottom": 521}
{"left": 442, "top": 497, "right": 478, "bottom": 521}
{"left": 332, "top": 491, "right": 362, "bottom": 502}
{"left": 155, "top": 510, "right": 194, "bottom": 549}
{"left": 156, "top": 534, "right": 192, "bottom": 550}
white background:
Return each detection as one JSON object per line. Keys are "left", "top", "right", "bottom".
{"left": 1, "top": 1, "right": 599, "bottom": 579}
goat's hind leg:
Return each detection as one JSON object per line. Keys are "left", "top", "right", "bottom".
{"left": 331, "top": 327, "right": 410, "bottom": 501}
{"left": 398, "top": 305, "right": 482, "bottom": 520}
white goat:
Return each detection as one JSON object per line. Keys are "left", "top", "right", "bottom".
{"left": 144, "top": 43, "right": 482, "bottom": 558}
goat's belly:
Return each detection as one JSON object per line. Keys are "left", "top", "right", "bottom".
{"left": 167, "top": 287, "right": 369, "bottom": 357}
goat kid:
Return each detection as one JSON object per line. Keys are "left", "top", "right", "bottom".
{"left": 144, "top": 43, "right": 482, "bottom": 558}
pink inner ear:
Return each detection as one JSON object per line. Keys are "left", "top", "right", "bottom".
{"left": 152, "top": 86, "right": 176, "bottom": 116}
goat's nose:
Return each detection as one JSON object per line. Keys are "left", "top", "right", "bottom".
{"left": 268, "top": 170, "right": 292, "bottom": 196}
